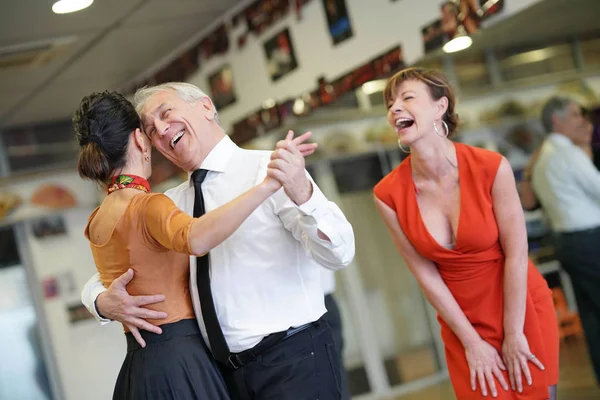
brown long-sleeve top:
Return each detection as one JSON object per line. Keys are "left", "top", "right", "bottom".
{"left": 84, "top": 193, "right": 196, "bottom": 330}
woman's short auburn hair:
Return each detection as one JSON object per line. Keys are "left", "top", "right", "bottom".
{"left": 383, "top": 67, "right": 460, "bottom": 137}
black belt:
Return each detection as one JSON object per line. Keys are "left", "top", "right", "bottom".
{"left": 225, "top": 321, "right": 315, "bottom": 369}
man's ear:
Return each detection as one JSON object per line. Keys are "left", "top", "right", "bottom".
{"left": 197, "top": 97, "right": 217, "bottom": 121}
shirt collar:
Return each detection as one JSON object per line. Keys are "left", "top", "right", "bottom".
{"left": 548, "top": 132, "right": 574, "bottom": 147}
{"left": 186, "top": 136, "right": 239, "bottom": 187}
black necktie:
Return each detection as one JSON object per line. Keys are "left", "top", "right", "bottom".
{"left": 191, "top": 169, "right": 230, "bottom": 365}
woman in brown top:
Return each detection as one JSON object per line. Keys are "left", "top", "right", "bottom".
{"left": 73, "top": 91, "right": 316, "bottom": 400}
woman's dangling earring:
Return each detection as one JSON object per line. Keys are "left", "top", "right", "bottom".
{"left": 434, "top": 120, "right": 450, "bottom": 138}
{"left": 144, "top": 148, "right": 150, "bottom": 163}
{"left": 398, "top": 139, "right": 411, "bottom": 154}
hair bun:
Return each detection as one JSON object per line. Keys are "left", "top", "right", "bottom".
{"left": 74, "top": 90, "right": 140, "bottom": 184}
{"left": 73, "top": 94, "right": 101, "bottom": 147}
{"left": 74, "top": 116, "right": 91, "bottom": 146}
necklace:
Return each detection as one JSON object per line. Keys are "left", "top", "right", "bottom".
{"left": 107, "top": 174, "right": 151, "bottom": 194}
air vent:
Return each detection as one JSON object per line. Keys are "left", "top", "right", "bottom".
{"left": 0, "top": 36, "right": 77, "bottom": 69}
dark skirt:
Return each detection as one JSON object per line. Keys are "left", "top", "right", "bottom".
{"left": 113, "top": 319, "right": 231, "bottom": 400}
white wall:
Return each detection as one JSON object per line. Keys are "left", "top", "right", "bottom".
{"left": 5, "top": 171, "right": 125, "bottom": 400}
{"left": 180, "top": 0, "right": 543, "bottom": 131}
{"left": 25, "top": 208, "right": 125, "bottom": 400}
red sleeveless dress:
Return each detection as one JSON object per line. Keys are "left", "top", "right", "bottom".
{"left": 374, "top": 143, "right": 559, "bottom": 399}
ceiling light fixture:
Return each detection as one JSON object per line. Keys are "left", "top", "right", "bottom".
{"left": 52, "top": 0, "right": 94, "bottom": 14}
{"left": 361, "top": 79, "right": 387, "bottom": 96}
{"left": 442, "top": 25, "right": 473, "bottom": 54}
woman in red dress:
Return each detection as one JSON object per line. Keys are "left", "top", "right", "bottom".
{"left": 373, "top": 67, "right": 559, "bottom": 400}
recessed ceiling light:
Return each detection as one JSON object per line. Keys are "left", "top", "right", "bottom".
{"left": 52, "top": 0, "right": 94, "bottom": 15}
{"left": 443, "top": 26, "right": 473, "bottom": 54}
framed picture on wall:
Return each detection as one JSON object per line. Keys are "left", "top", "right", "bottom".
{"left": 208, "top": 64, "right": 237, "bottom": 110}
{"left": 31, "top": 214, "right": 67, "bottom": 239}
{"left": 263, "top": 28, "right": 298, "bottom": 82}
{"left": 322, "top": 0, "right": 353, "bottom": 45}
{"left": 67, "top": 303, "right": 95, "bottom": 324}
{"left": 421, "top": 19, "right": 445, "bottom": 53}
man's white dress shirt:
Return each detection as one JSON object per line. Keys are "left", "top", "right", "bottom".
{"left": 532, "top": 133, "right": 600, "bottom": 233}
{"left": 321, "top": 269, "right": 336, "bottom": 296}
{"left": 81, "top": 136, "right": 355, "bottom": 352}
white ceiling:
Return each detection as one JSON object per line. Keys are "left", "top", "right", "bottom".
{"left": 0, "top": 0, "right": 242, "bottom": 127}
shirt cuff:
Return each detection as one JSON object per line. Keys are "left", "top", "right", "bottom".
{"left": 294, "top": 185, "right": 342, "bottom": 247}
{"left": 296, "top": 183, "right": 329, "bottom": 218}
{"left": 90, "top": 286, "right": 112, "bottom": 325}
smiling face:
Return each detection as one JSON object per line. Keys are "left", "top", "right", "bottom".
{"left": 140, "top": 90, "right": 219, "bottom": 172}
{"left": 384, "top": 68, "right": 458, "bottom": 147}
{"left": 386, "top": 79, "right": 448, "bottom": 146}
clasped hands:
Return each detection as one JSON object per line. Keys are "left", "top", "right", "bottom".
{"left": 264, "top": 130, "right": 317, "bottom": 205}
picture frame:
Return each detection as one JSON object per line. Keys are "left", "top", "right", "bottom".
{"left": 263, "top": 28, "right": 299, "bottom": 82}
{"left": 32, "top": 214, "right": 67, "bottom": 239}
{"left": 322, "top": 0, "right": 353, "bottom": 45}
{"left": 208, "top": 64, "right": 237, "bottom": 110}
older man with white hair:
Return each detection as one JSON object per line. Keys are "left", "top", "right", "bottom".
{"left": 532, "top": 96, "right": 600, "bottom": 386}
{"left": 81, "top": 82, "right": 355, "bottom": 399}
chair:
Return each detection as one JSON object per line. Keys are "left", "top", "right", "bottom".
{"left": 551, "top": 287, "right": 583, "bottom": 342}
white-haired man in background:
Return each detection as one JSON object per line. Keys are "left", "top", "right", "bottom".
{"left": 532, "top": 96, "right": 600, "bottom": 386}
